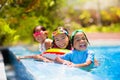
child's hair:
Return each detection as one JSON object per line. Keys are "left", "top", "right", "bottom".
{"left": 71, "top": 30, "right": 90, "bottom": 46}
{"left": 52, "top": 27, "right": 72, "bottom": 50}
{"left": 33, "top": 25, "right": 46, "bottom": 34}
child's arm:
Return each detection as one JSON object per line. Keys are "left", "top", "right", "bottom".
{"left": 17, "top": 55, "right": 53, "bottom": 62}
{"left": 94, "top": 59, "right": 99, "bottom": 66}
{"left": 55, "top": 56, "right": 91, "bottom": 67}
{"left": 55, "top": 56, "right": 65, "bottom": 63}
{"left": 70, "top": 60, "right": 92, "bottom": 68}
{"left": 17, "top": 55, "right": 34, "bottom": 61}
{"left": 70, "top": 50, "right": 95, "bottom": 68}
{"left": 33, "top": 55, "right": 53, "bottom": 62}
{"left": 55, "top": 57, "right": 72, "bottom": 65}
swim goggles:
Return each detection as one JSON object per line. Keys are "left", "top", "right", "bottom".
{"left": 52, "top": 27, "right": 68, "bottom": 36}
{"left": 33, "top": 31, "right": 44, "bottom": 37}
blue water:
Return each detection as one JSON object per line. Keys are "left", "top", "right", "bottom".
{"left": 9, "top": 46, "right": 120, "bottom": 80}
{"left": 89, "top": 46, "right": 120, "bottom": 80}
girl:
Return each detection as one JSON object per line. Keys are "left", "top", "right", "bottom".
{"left": 40, "top": 27, "right": 72, "bottom": 60}
{"left": 33, "top": 25, "right": 52, "bottom": 53}
{"left": 18, "top": 25, "right": 53, "bottom": 62}
{"left": 56, "top": 30, "right": 98, "bottom": 71}
{"left": 52, "top": 27, "right": 71, "bottom": 50}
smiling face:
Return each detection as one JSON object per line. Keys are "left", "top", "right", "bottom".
{"left": 54, "top": 33, "right": 69, "bottom": 49}
{"left": 73, "top": 32, "right": 88, "bottom": 50}
{"left": 33, "top": 26, "right": 47, "bottom": 43}
{"left": 34, "top": 32, "right": 46, "bottom": 43}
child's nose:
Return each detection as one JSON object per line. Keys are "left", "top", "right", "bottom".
{"left": 80, "top": 39, "right": 85, "bottom": 42}
{"left": 60, "top": 39, "right": 65, "bottom": 42}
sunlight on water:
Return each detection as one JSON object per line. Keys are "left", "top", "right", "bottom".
{"left": 90, "top": 46, "right": 120, "bottom": 80}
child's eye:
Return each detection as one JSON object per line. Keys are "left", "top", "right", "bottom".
{"left": 62, "top": 36, "right": 65, "bottom": 39}
{"left": 35, "top": 31, "right": 39, "bottom": 32}
{"left": 35, "top": 30, "right": 41, "bottom": 32}
{"left": 81, "top": 37, "right": 86, "bottom": 40}
{"left": 75, "top": 38, "right": 80, "bottom": 42}
{"left": 56, "top": 40, "right": 59, "bottom": 42}
{"left": 77, "top": 39, "right": 81, "bottom": 41}
{"left": 55, "top": 39, "right": 59, "bottom": 42}
{"left": 75, "top": 37, "right": 86, "bottom": 42}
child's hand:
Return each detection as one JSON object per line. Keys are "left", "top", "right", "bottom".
{"left": 94, "top": 60, "right": 99, "bottom": 67}
{"left": 16, "top": 56, "right": 21, "bottom": 61}
{"left": 16, "top": 56, "right": 24, "bottom": 61}
{"left": 68, "top": 63, "right": 76, "bottom": 67}
{"left": 63, "top": 60, "right": 72, "bottom": 65}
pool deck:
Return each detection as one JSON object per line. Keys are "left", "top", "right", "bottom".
{"left": 86, "top": 32, "right": 120, "bottom": 46}
{"left": 8, "top": 46, "right": 102, "bottom": 80}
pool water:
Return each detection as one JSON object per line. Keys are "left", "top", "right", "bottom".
{"left": 9, "top": 46, "right": 120, "bottom": 80}
{"left": 89, "top": 46, "right": 120, "bottom": 80}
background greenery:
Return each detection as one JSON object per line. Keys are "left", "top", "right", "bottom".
{"left": 0, "top": 0, "right": 120, "bottom": 46}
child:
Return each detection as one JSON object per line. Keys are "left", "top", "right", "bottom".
{"left": 56, "top": 30, "right": 98, "bottom": 70}
{"left": 18, "top": 25, "right": 53, "bottom": 62}
{"left": 52, "top": 27, "right": 72, "bottom": 50}
{"left": 33, "top": 25, "right": 52, "bottom": 53}
{"left": 40, "top": 27, "right": 72, "bottom": 60}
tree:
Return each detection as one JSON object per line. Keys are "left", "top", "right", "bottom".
{"left": 0, "top": 0, "right": 66, "bottom": 46}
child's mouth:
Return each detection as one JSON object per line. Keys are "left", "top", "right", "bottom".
{"left": 79, "top": 44, "right": 86, "bottom": 48}
{"left": 59, "top": 44, "right": 66, "bottom": 48}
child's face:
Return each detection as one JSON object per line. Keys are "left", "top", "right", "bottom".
{"left": 33, "top": 27, "right": 46, "bottom": 43}
{"left": 34, "top": 33, "right": 46, "bottom": 43}
{"left": 73, "top": 32, "right": 88, "bottom": 50}
{"left": 54, "top": 33, "right": 69, "bottom": 49}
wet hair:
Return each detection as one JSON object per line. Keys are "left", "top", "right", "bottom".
{"left": 52, "top": 27, "right": 72, "bottom": 50}
{"left": 71, "top": 30, "right": 90, "bottom": 46}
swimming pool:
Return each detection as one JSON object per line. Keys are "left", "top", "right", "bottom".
{"left": 8, "top": 45, "right": 120, "bottom": 80}
{"left": 90, "top": 46, "right": 120, "bottom": 80}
